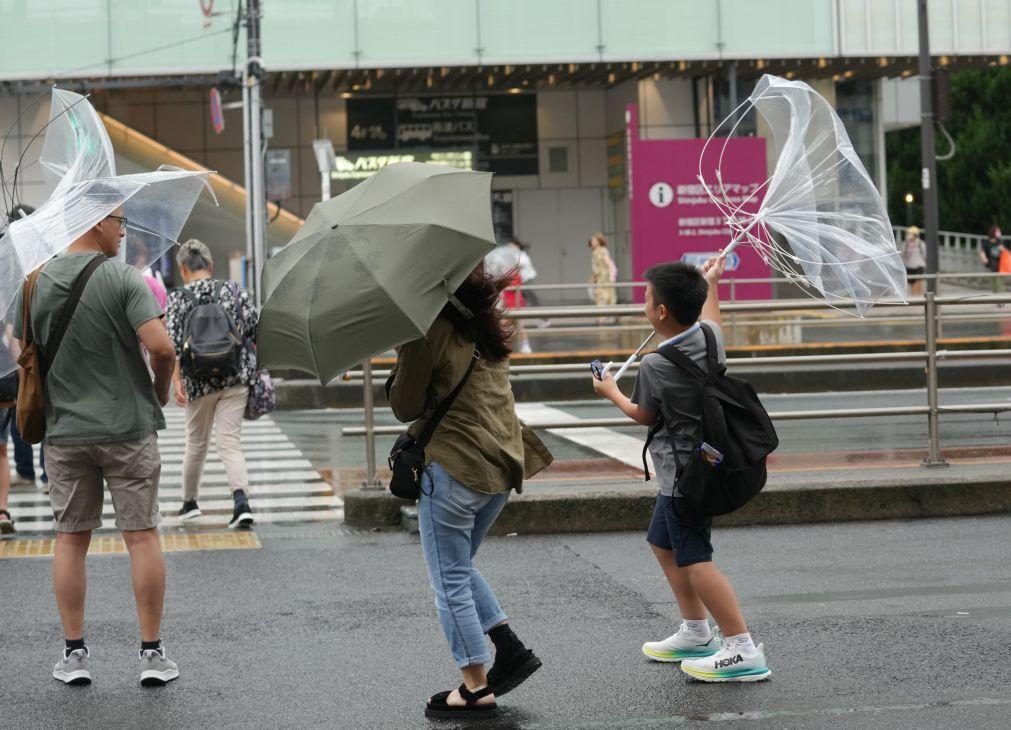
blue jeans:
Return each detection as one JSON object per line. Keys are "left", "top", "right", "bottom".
{"left": 418, "top": 461, "right": 510, "bottom": 669}
{"left": 10, "top": 416, "right": 37, "bottom": 479}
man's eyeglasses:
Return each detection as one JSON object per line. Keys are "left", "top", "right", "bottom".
{"left": 106, "top": 215, "right": 128, "bottom": 229}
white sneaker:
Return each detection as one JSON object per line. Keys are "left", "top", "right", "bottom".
{"left": 642, "top": 627, "right": 719, "bottom": 662}
{"left": 53, "top": 647, "right": 92, "bottom": 685}
{"left": 680, "top": 641, "right": 771, "bottom": 682}
{"left": 140, "top": 646, "right": 179, "bottom": 687}
{"left": 519, "top": 341, "right": 533, "bottom": 354}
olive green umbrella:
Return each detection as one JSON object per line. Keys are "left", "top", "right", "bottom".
{"left": 257, "top": 162, "right": 495, "bottom": 384}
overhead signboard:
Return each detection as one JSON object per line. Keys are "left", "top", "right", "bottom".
{"left": 329, "top": 150, "right": 473, "bottom": 181}
{"left": 626, "top": 103, "right": 771, "bottom": 301}
{"left": 347, "top": 94, "right": 538, "bottom": 175}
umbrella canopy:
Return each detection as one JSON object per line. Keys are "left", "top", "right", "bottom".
{"left": 4, "top": 90, "right": 212, "bottom": 282}
{"left": 258, "top": 162, "right": 495, "bottom": 384}
{"left": 701, "top": 74, "right": 906, "bottom": 315}
{"left": 0, "top": 88, "right": 212, "bottom": 376}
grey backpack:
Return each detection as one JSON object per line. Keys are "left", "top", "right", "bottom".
{"left": 180, "top": 281, "right": 243, "bottom": 379}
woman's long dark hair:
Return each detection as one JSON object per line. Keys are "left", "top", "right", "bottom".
{"left": 441, "top": 264, "right": 514, "bottom": 363}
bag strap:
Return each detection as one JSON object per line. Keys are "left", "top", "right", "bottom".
{"left": 656, "top": 342, "right": 707, "bottom": 383}
{"left": 21, "top": 267, "right": 44, "bottom": 346}
{"left": 41, "top": 254, "right": 107, "bottom": 376}
{"left": 641, "top": 418, "right": 664, "bottom": 482}
{"left": 699, "top": 322, "right": 725, "bottom": 375}
{"left": 416, "top": 347, "right": 480, "bottom": 448}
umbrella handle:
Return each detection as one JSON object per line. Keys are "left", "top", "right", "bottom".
{"left": 612, "top": 352, "right": 639, "bottom": 381}
{"left": 722, "top": 214, "right": 763, "bottom": 257}
{"left": 611, "top": 331, "right": 656, "bottom": 382}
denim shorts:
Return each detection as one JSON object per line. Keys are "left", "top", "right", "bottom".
{"left": 646, "top": 493, "right": 713, "bottom": 567}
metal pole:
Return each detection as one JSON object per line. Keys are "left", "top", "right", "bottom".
{"left": 922, "top": 292, "right": 947, "bottom": 468}
{"left": 918, "top": 0, "right": 940, "bottom": 295}
{"left": 241, "top": 68, "right": 253, "bottom": 290}
{"left": 320, "top": 171, "right": 331, "bottom": 202}
{"left": 727, "top": 62, "right": 738, "bottom": 134}
{"left": 361, "top": 359, "right": 380, "bottom": 488}
{"left": 246, "top": 0, "right": 267, "bottom": 305}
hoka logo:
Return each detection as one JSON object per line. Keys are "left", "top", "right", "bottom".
{"left": 715, "top": 654, "right": 743, "bottom": 669}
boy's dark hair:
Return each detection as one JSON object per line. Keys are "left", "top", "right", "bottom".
{"left": 644, "top": 262, "right": 708, "bottom": 326}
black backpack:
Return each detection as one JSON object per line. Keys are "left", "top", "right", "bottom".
{"left": 180, "top": 281, "right": 243, "bottom": 379}
{"left": 643, "top": 323, "right": 778, "bottom": 516}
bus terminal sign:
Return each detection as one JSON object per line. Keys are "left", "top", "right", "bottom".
{"left": 329, "top": 150, "right": 473, "bottom": 181}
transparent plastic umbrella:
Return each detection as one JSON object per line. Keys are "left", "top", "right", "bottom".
{"left": 701, "top": 74, "right": 906, "bottom": 315}
{"left": 605, "top": 74, "right": 906, "bottom": 382}
{"left": 1, "top": 88, "right": 213, "bottom": 374}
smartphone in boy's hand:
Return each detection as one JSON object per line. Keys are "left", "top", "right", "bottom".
{"left": 590, "top": 359, "right": 605, "bottom": 381}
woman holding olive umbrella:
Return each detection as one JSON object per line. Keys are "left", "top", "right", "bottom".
{"left": 257, "top": 163, "right": 552, "bottom": 720}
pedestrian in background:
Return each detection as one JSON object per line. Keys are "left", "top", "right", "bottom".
{"left": 5, "top": 206, "right": 46, "bottom": 492}
{"left": 165, "top": 239, "right": 258, "bottom": 529}
{"left": 980, "top": 225, "right": 1003, "bottom": 292}
{"left": 1, "top": 317, "right": 19, "bottom": 534}
{"left": 15, "top": 204, "right": 180, "bottom": 687}
{"left": 127, "top": 237, "right": 167, "bottom": 310}
{"left": 588, "top": 232, "right": 617, "bottom": 308}
{"left": 0, "top": 407, "right": 14, "bottom": 536}
{"left": 499, "top": 240, "right": 537, "bottom": 354}
{"left": 388, "top": 265, "right": 551, "bottom": 720}
{"left": 901, "top": 226, "right": 927, "bottom": 296}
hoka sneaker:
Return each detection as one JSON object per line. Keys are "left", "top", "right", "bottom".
{"left": 680, "top": 642, "right": 771, "bottom": 682}
{"left": 53, "top": 647, "right": 92, "bottom": 685}
{"left": 642, "top": 627, "right": 720, "bottom": 662}
{"left": 140, "top": 646, "right": 179, "bottom": 687}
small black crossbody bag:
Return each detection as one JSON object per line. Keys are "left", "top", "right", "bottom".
{"left": 388, "top": 349, "right": 479, "bottom": 500}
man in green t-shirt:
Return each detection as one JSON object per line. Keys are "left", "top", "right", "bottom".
{"left": 14, "top": 207, "right": 180, "bottom": 688}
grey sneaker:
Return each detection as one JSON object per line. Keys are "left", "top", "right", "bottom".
{"left": 53, "top": 647, "right": 92, "bottom": 685}
{"left": 140, "top": 646, "right": 179, "bottom": 687}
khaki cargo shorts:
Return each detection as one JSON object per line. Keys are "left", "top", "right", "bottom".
{"left": 45, "top": 433, "right": 162, "bottom": 533}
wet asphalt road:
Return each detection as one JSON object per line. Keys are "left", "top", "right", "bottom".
{"left": 1, "top": 515, "right": 1009, "bottom": 728}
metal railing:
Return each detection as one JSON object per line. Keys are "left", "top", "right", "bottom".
{"left": 343, "top": 293, "right": 1011, "bottom": 486}
{"left": 506, "top": 269, "right": 1008, "bottom": 304}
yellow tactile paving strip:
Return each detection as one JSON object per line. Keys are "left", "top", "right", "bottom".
{"left": 0, "top": 531, "right": 261, "bottom": 559}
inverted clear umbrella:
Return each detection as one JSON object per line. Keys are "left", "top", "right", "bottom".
{"left": 0, "top": 88, "right": 213, "bottom": 375}
{"left": 257, "top": 162, "right": 496, "bottom": 384}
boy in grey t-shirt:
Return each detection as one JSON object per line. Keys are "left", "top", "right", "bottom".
{"left": 593, "top": 257, "right": 771, "bottom": 683}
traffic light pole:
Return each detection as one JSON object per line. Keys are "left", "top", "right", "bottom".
{"left": 917, "top": 0, "right": 940, "bottom": 294}
{"left": 244, "top": 0, "right": 267, "bottom": 305}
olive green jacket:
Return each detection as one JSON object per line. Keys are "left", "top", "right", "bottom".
{"left": 388, "top": 316, "right": 552, "bottom": 494}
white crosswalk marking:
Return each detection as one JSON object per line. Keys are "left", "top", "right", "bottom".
{"left": 514, "top": 402, "right": 653, "bottom": 472}
{"left": 6, "top": 406, "right": 342, "bottom": 533}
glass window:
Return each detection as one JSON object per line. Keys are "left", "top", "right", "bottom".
{"left": 357, "top": 0, "right": 478, "bottom": 66}
{"left": 264, "top": 0, "right": 357, "bottom": 69}
{"left": 600, "top": 0, "right": 719, "bottom": 60}
{"left": 480, "top": 0, "right": 598, "bottom": 63}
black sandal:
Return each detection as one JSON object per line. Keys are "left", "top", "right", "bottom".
{"left": 0, "top": 509, "right": 15, "bottom": 536}
{"left": 488, "top": 648, "right": 542, "bottom": 697}
{"left": 425, "top": 683, "right": 498, "bottom": 719}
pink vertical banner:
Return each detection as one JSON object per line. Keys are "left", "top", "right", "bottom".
{"left": 627, "top": 103, "right": 771, "bottom": 301}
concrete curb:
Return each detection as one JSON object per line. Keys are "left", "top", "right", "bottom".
{"left": 343, "top": 477, "right": 1011, "bottom": 534}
